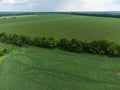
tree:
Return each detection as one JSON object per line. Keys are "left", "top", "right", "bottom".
{"left": 107, "top": 42, "right": 120, "bottom": 56}
{"left": 58, "top": 39, "right": 70, "bottom": 50}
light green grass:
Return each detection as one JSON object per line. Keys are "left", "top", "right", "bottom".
{"left": 0, "top": 48, "right": 120, "bottom": 90}
{"left": 0, "top": 14, "right": 120, "bottom": 90}
{"left": 0, "top": 14, "right": 120, "bottom": 41}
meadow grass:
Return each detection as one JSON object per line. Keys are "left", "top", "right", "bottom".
{"left": 0, "top": 48, "right": 120, "bottom": 90}
{"left": 0, "top": 14, "right": 120, "bottom": 41}
{"left": 0, "top": 14, "right": 120, "bottom": 90}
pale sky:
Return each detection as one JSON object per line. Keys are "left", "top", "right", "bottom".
{"left": 0, "top": 0, "right": 119, "bottom": 12}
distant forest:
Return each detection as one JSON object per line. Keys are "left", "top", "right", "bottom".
{"left": 59, "top": 11, "right": 120, "bottom": 18}
{"left": 0, "top": 11, "right": 120, "bottom": 18}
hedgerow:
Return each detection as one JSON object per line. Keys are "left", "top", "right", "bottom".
{"left": 0, "top": 32, "right": 120, "bottom": 57}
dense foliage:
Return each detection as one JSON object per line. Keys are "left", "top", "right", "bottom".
{"left": 0, "top": 12, "right": 120, "bottom": 18}
{"left": 0, "top": 48, "right": 8, "bottom": 56}
{"left": 72, "top": 13, "right": 120, "bottom": 18}
{"left": 0, "top": 33, "right": 120, "bottom": 57}
{"left": 63, "top": 12, "right": 120, "bottom": 18}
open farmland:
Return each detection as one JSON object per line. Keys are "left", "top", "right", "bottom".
{"left": 0, "top": 14, "right": 120, "bottom": 41}
{"left": 0, "top": 14, "right": 120, "bottom": 90}
{"left": 0, "top": 47, "right": 120, "bottom": 90}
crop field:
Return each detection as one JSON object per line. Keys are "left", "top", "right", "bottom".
{"left": 0, "top": 47, "right": 120, "bottom": 90}
{"left": 0, "top": 14, "right": 120, "bottom": 41}
{"left": 0, "top": 14, "right": 120, "bottom": 90}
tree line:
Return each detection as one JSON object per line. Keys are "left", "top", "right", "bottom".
{"left": 62, "top": 12, "right": 120, "bottom": 18}
{"left": 74, "top": 13, "right": 120, "bottom": 18}
{"left": 0, "top": 33, "right": 120, "bottom": 57}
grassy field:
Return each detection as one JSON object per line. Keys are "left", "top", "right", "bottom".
{"left": 0, "top": 47, "right": 120, "bottom": 90}
{"left": 0, "top": 14, "right": 120, "bottom": 41}
{"left": 0, "top": 14, "right": 120, "bottom": 90}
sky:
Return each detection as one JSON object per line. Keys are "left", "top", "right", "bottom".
{"left": 0, "top": 0, "right": 119, "bottom": 12}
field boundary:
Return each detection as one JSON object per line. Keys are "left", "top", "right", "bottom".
{"left": 0, "top": 33, "right": 119, "bottom": 57}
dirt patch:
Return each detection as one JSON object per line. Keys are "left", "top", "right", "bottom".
{"left": 117, "top": 73, "right": 120, "bottom": 75}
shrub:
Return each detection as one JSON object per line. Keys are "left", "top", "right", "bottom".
{"left": 107, "top": 42, "right": 120, "bottom": 57}
{"left": 58, "top": 39, "right": 70, "bottom": 50}
{"left": 0, "top": 48, "right": 9, "bottom": 56}
{"left": 88, "top": 40, "right": 113, "bottom": 55}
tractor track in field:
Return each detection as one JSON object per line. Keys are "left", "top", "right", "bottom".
{"left": 12, "top": 52, "right": 120, "bottom": 86}
{"left": 9, "top": 70, "right": 54, "bottom": 90}
{"left": 0, "top": 50, "right": 120, "bottom": 89}
{"left": 16, "top": 53, "right": 92, "bottom": 68}
{"left": 11, "top": 58, "right": 120, "bottom": 86}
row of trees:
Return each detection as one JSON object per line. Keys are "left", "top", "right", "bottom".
{"left": 0, "top": 33, "right": 120, "bottom": 57}
{"left": 64, "top": 12, "right": 120, "bottom": 18}
{"left": 0, "top": 33, "right": 57, "bottom": 48}
{"left": 58, "top": 39, "right": 114, "bottom": 55}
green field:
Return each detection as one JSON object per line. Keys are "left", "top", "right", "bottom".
{"left": 0, "top": 47, "right": 120, "bottom": 90}
{"left": 0, "top": 14, "right": 120, "bottom": 41}
{"left": 0, "top": 14, "right": 120, "bottom": 90}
